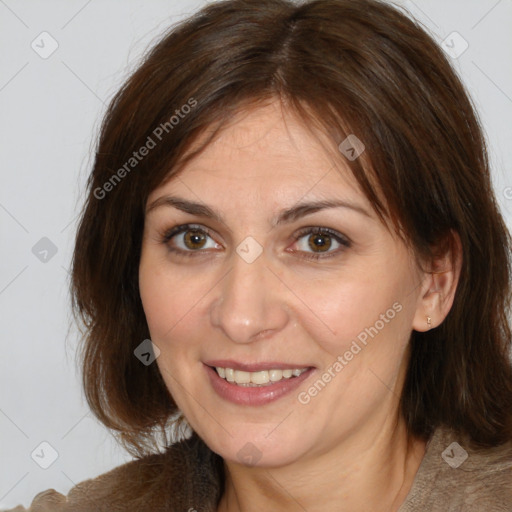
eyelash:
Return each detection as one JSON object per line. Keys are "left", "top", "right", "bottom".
{"left": 158, "top": 223, "right": 351, "bottom": 261}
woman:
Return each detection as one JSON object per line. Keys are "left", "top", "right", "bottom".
{"left": 6, "top": 0, "right": 512, "bottom": 510}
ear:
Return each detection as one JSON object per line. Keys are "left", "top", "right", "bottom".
{"left": 412, "top": 230, "right": 463, "bottom": 332}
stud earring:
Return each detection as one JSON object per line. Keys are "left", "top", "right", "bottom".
{"left": 427, "top": 316, "right": 432, "bottom": 328}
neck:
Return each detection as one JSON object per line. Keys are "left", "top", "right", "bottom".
{"left": 217, "top": 417, "right": 427, "bottom": 512}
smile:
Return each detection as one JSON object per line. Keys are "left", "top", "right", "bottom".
{"left": 204, "top": 362, "right": 315, "bottom": 406}
{"left": 214, "top": 366, "right": 309, "bottom": 386}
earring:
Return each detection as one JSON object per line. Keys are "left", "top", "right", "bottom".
{"left": 427, "top": 316, "right": 432, "bottom": 328}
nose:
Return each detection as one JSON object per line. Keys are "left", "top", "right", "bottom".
{"left": 210, "top": 245, "right": 290, "bottom": 344}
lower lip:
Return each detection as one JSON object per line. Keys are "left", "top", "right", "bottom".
{"left": 204, "top": 364, "right": 315, "bottom": 406}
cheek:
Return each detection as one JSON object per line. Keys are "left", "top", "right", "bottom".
{"left": 139, "top": 259, "right": 204, "bottom": 341}
{"left": 139, "top": 263, "right": 203, "bottom": 397}
{"left": 138, "top": 272, "right": 172, "bottom": 337}
{"left": 299, "top": 263, "right": 415, "bottom": 361}
{"left": 138, "top": 259, "right": 214, "bottom": 411}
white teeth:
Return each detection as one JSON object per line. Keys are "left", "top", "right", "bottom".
{"left": 234, "top": 370, "right": 251, "bottom": 384}
{"left": 214, "top": 366, "right": 309, "bottom": 386}
{"left": 269, "top": 369, "right": 283, "bottom": 381}
{"left": 251, "top": 371, "right": 270, "bottom": 385}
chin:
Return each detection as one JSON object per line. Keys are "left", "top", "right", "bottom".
{"left": 198, "top": 423, "right": 308, "bottom": 468}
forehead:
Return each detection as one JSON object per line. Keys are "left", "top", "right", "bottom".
{"left": 148, "top": 101, "right": 366, "bottom": 208}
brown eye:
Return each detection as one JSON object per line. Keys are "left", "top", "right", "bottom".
{"left": 292, "top": 227, "right": 351, "bottom": 260}
{"left": 183, "top": 229, "right": 208, "bottom": 250}
{"left": 307, "top": 233, "right": 332, "bottom": 253}
{"left": 161, "top": 224, "right": 220, "bottom": 256}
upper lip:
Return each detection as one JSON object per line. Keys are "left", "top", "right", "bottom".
{"left": 204, "top": 360, "right": 314, "bottom": 372}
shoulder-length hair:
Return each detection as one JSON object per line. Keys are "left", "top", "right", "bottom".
{"left": 71, "top": 0, "right": 512, "bottom": 457}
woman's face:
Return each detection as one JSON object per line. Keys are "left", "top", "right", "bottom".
{"left": 139, "top": 100, "right": 427, "bottom": 467}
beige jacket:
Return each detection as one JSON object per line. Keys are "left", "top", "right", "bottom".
{"left": 4, "top": 425, "right": 512, "bottom": 511}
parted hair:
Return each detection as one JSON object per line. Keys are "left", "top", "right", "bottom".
{"left": 71, "top": 0, "right": 512, "bottom": 458}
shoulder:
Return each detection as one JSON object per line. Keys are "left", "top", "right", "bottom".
{"left": 400, "top": 425, "right": 512, "bottom": 512}
{"left": 2, "top": 434, "right": 222, "bottom": 512}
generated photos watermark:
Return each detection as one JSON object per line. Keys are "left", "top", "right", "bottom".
{"left": 297, "top": 301, "right": 403, "bottom": 404}
{"left": 441, "top": 441, "right": 468, "bottom": 468}
{"left": 134, "top": 339, "right": 161, "bottom": 366}
{"left": 94, "top": 97, "right": 198, "bottom": 200}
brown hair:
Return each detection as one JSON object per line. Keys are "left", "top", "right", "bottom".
{"left": 71, "top": 0, "right": 512, "bottom": 457}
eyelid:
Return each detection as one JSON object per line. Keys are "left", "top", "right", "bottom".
{"left": 288, "top": 226, "right": 351, "bottom": 260}
{"left": 159, "top": 223, "right": 351, "bottom": 259}
{"left": 161, "top": 223, "right": 216, "bottom": 242}
{"left": 293, "top": 226, "right": 351, "bottom": 246}
{"left": 161, "top": 223, "right": 221, "bottom": 251}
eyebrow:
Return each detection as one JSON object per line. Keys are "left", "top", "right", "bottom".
{"left": 145, "top": 195, "right": 372, "bottom": 226}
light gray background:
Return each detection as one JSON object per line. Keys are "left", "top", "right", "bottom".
{"left": 1, "top": 0, "right": 511, "bottom": 509}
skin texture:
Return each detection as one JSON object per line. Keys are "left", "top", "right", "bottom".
{"left": 139, "top": 99, "right": 461, "bottom": 511}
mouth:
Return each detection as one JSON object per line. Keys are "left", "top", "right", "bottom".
{"left": 209, "top": 365, "right": 310, "bottom": 386}
{"left": 203, "top": 360, "right": 316, "bottom": 405}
